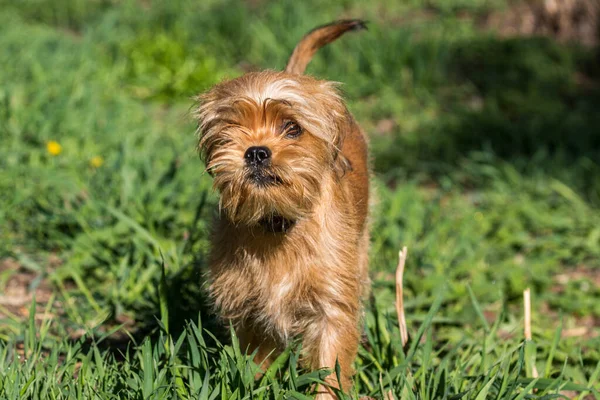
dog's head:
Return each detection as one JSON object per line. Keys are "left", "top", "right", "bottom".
{"left": 195, "top": 71, "right": 351, "bottom": 227}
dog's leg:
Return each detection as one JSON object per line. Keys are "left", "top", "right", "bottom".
{"left": 236, "top": 325, "right": 278, "bottom": 375}
{"left": 304, "top": 315, "right": 360, "bottom": 399}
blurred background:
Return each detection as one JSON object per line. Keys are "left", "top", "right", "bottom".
{"left": 0, "top": 0, "right": 599, "bottom": 396}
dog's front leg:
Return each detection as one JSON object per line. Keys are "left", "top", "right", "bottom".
{"left": 236, "top": 324, "right": 278, "bottom": 376}
{"left": 304, "top": 314, "right": 360, "bottom": 399}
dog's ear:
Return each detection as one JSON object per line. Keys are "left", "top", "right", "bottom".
{"left": 194, "top": 88, "right": 225, "bottom": 172}
{"left": 333, "top": 152, "right": 352, "bottom": 178}
{"left": 331, "top": 109, "right": 353, "bottom": 178}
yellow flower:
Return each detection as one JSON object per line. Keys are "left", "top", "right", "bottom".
{"left": 90, "top": 156, "right": 104, "bottom": 168}
{"left": 46, "top": 141, "right": 62, "bottom": 156}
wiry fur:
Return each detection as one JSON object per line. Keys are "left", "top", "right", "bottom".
{"left": 194, "top": 20, "right": 370, "bottom": 398}
{"left": 285, "top": 19, "right": 367, "bottom": 75}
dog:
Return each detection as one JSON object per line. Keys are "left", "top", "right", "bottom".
{"left": 195, "top": 20, "right": 370, "bottom": 398}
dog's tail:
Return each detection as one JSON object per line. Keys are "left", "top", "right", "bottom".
{"left": 284, "top": 19, "right": 367, "bottom": 75}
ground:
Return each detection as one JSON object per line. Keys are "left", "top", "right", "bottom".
{"left": 0, "top": 0, "right": 599, "bottom": 398}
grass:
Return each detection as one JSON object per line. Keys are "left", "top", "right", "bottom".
{"left": 0, "top": 0, "right": 599, "bottom": 398}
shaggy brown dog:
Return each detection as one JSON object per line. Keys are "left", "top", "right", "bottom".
{"left": 195, "top": 20, "right": 370, "bottom": 398}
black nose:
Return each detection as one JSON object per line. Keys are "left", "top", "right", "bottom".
{"left": 244, "top": 146, "right": 271, "bottom": 166}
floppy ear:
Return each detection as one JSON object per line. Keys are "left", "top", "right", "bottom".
{"left": 308, "top": 80, "right": 354, "bottom": 178}
{"left": 194, "top": 110, "right": 215, "bottom": 177}
{"left": 194, "top": 87, "right": 228, "bottom": 176}
{"left": 194, "top": 91, "right": 215, "bottom": 160}
{"left": 331, "top": 109, "right": 353, "bottom": 178}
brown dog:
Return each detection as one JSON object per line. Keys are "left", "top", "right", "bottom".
{"left": 195, "top": 20, "right": 370, "bottom": 397}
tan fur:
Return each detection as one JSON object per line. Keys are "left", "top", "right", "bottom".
{"left": 195, "top": 21, "right": 369, "bottom": 398}
{"left": 285, "top": 19, "right": 367, "bottom": 75}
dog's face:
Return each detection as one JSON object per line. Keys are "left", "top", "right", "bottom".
{"left": 196, "top": 71, "right": 350, "bottom": 226}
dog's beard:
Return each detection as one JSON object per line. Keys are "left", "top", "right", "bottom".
{"left": 210, "top": 155, "right": 323, "bottom": 226}
{"left": 245, "top": 167, "right": 283, "bottom": 187}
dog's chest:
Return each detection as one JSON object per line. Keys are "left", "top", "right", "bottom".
{"left": 211, "top": 214, "right": 358, "bottom": 339}
{"left": 234, "top": 248, "right": 325, "bottom": 336}
{"left": 260, "top": 275, "right": 300, "bottom": 331}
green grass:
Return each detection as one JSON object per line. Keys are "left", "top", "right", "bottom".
{"left": 1, "top": 0, "right": 599, "bottom": 398}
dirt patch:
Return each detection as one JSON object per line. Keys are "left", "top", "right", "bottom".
{"left": 550, "top": 265, "right": 600, "bottom": 339}
{"left": 554, "top": 265, "right": 600, "bottom": 288}
{"left": 485, "top": 0, "right": 600, "bottom": 46}
{"left": 1, "top": 256, "right": 141, "bottom": 361}
{"left": 0, "top": 258, "right": 58, "bottom": 322}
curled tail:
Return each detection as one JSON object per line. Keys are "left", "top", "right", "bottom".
{"left": 284, "top": 19, "right": 367, "bottom": 75}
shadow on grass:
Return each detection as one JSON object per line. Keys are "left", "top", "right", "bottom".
{"left": 131, "top": 199, "right": 227, "bottom": 350}
{"left": 70, "top": 194, "right": 227, "bottom": 359}
{"left": 374, "top": 35, "right": 600, "bottom": 202}
{"left": 72, "top": 259, "right": 225, "bottom": 361}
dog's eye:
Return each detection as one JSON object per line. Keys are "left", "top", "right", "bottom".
{"left": 283, "top": 121, "right": 303, "bottom": 139}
